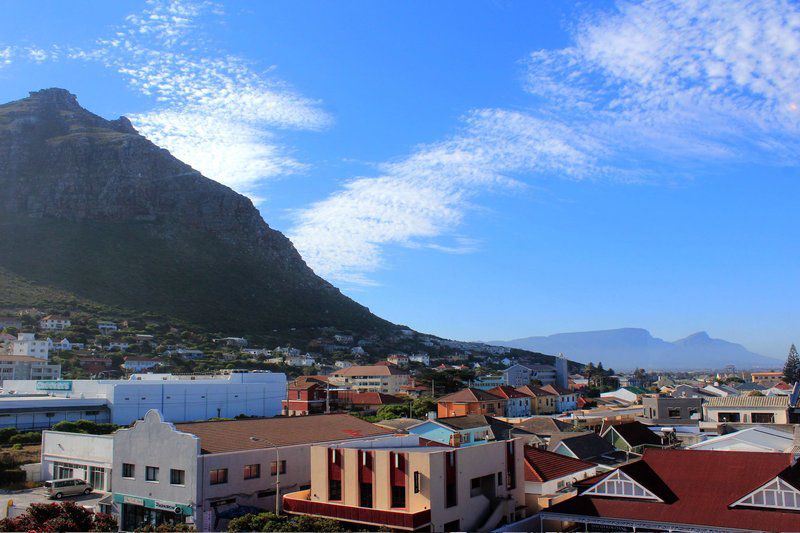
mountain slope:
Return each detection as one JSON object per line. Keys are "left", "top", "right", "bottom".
{"left": 490, "top": 328, "right": 780, "bottom": 370}
{"left": 0, "top": 88, "right": 389, "bottom": 334}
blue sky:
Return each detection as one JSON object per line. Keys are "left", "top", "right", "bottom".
{"left": 1, "top": 0, "right": 798, "bottom": 358}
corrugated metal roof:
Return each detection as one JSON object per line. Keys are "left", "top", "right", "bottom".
{"left": 705, "top": 395, "right": 789, "bottom": 407}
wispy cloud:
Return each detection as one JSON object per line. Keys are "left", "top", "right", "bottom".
{"left": 68, "top": 0, "right": 330, "bottom": 194}
{"left": 0, "top": 47, "right": 12, "bottom": 67}
{"left": 292, "top": 0, "right": 800, "bottom": 285}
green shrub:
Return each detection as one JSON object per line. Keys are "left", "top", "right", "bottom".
{"left": 9, "top": 432, "right": 40, "bottom": 445}
{"left": 0, "top": 469, "right": 26, "bottom": 485}
{"left": 0, "top": 428, "right": 17, "bottom": 445}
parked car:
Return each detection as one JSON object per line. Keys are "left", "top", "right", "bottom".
{"left": 44, "top": 478, "right": 93, "bottom": 499}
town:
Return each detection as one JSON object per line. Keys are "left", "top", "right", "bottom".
{"left": 0, "top": 310, "right": 798, "bottom": 532}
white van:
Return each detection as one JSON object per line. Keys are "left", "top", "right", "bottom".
{"left": 44, "top": 478, "right": 93, "bottom": 499}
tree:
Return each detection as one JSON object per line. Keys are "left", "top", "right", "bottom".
{"left": 228, "top": 512, "right": 345, "bottom": 532}
{"left": 0, "top": 502, "right": 117, "bottom": 532}
{"left": 783, "top": 344, "right": 800, "bottom": 384}
{"left": 410, "top": 397, "right": 436, "bottom": 418}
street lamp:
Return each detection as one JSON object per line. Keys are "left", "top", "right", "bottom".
{"left": 250, "top": 436, "right": 281, "bottom": 515}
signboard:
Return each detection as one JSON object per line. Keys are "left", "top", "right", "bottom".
{"left": 112, "top": 494, "right": 193, "bottom": 516}
{"left": 36, "top": 380, "right": 72, "bottom": 391}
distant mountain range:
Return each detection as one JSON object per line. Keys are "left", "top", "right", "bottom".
{"left": 489, "top": 328, "right": 782, "bottom": 370}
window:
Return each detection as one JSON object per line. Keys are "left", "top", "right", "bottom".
{"left": 752, "top": 413, "right": 775, "bottom": 423}
{"left": 122, "top": 463, "right": 135, "bottom": 479}
{"left": 270, "top": 460, "right": 286, "bottom": 475}
{"left": 170, "top": 469, "right": 185, "bottom": 485}
{"left": 391, "top": 485, "right": 406, "bottom": 508}
{"left": 329, "top": 479, "right": 342, "bottom": 501}
{"left": 244, "top": 464, "right": 260, "bottom": 480}
{"left": 667, "top": 407, "right": 681, "bottom": 418}
{"left": 719, "top": 412, "right": 741, "bottom": 423}
{"left": 145, "top": 466, "right": 159, "bottom": 482}
{"left": 497, "top": 472, "right": 503, "bottom": 486}
{"left": 210, "top": 468, "right": 228, "bottom": 485}
{"left": 470, "top": 477, "right": 482, "bottom": 497}
{"left": 359, "top": 482, "right": 373, "bottom": 508}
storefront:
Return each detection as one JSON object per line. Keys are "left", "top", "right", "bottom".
{"left": 52, "top": 461, "right": 111, "bottom": 492}
{"left": 113, "top": 493, "right": 194, "bottom": 531}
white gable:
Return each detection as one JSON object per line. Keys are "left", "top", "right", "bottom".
{"left": 732, "top": 477, "right": 800, "bottom": 511}
{"left": 583, "top": 469, "right": 663, "bottom": 502}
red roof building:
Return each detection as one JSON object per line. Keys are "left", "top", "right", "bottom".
{"left": 542, "top": 448, "right": 800, "bottom": 532}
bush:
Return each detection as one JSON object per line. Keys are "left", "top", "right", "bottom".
{"left": 135, "top": 523, "right": 195, "bottom": 532}
{"left": 51, "top": 420, "right": 120, "bottom": 435}
{"left": 0, "top": 501, "right": 117, "bottom": 532}
{"left": 0, "top": 428, "right": 17, "bottom": 445}
{"left": 228, "top": 512, "right": 345, "bottom": 532}
{"left": 0, "top": 469, "right": 26, "bottom": 485}
{"left": 9, "top": 432, "right": 40, "bottom": 445}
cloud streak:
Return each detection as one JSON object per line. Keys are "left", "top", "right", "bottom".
{"left": 70, "top": 0, "right": 330, "bottom": 195}
{"left": 292, "top": 0, "right": 800, "bottom": 285}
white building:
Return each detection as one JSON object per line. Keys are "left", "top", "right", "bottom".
{"left": 10, "top": 333, "right": 49, "bottom": 359}
{"left": 0, "top": 355, "right": 61, "bottom": 384}
{"left": 97, "top": 321, "right": 118, "bottom": 334}
{"left": 334, "top": 334, "right": 354, "bottom": 344}
{"left": 0, "top": 371, "right": 287, "bottom": 429}
{"left": 335, "top": 360, "right": 353, "bottom": 369}
{"left": 41, "top": 431, "right": 114, "bottom": 493}
{"left": 123, "top": 357, "right": 163, "bottom": 372}
{"left": 39, "top": 315, "right": 71, "bottom": 331}
{"left": 285, "top": 354, "right": 315, "bottom": 367}
{"left": 48, "top": 338, "right": 82, "bottom": 352}
{"left": 409, "top": 353, "right": 430, "bottom": 366}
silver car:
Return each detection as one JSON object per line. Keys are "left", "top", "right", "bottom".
{"left": 44, "top": 478, "right": 93, "bottom": 499}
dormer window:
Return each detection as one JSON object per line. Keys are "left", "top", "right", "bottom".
{"left": 583, "top": 470, "right": 663, "bottom": 502}
{"left": 732, "top": 477, "right": 800, "bottom": 511}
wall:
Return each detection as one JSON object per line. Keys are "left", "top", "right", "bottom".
{"left": 41, "top": 431, "right": 113, "bottom": 488}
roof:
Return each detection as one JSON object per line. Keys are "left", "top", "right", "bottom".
{"left": 516, "top": 385, "right": 555, "bottom": 398}
{"left": 433, "top": 414, "right": 494, "bottom": 430}
{"left": 41, "top": 315, "right": 69, "bottom": 320}
{"left": 623, "top": 386, "right": 650, "bottom": 395}
{"left": 174, "top": 414, "right": 393, "bottom": 454}
{"left": 524, "top": 446, "right": 596, "bottom": 482}
{"left": 513, "top": 417, "right": 574, "bottom": 435}
{"left": 0, "top": 355, "right": 52, "bottom": 363}
{"left": 551, "top": 432, "right": 616, "bottom": 460}
{"left": 437, "top": 387, "right": 502, "bottom": 403}
{"left": 487, "top": 385, "right": 530, "bottom": 399}
{"left": 604, "top": 421, "right": 663, "bottom": 447}
{"left": 343, "top": 392, "right": 404, "bottom": 406}
{"left": 374, "top": 418, "right": 423, "bottom": 432}
{"left": 541, "top": 384, "right": 572, "bottom": 396}
{"left": 331, "top": 364, "right": 407, "bottom": 377}
{"left": 547, "top": 449, "right": 800, "bottom": 531}
{"left": 751, "top": 371, "right": 784, "bottom": 376}
{"left": 705, "top": 395, "right": 789, "bottom": 407}
{"left": 688, "top": 426, "right": 795, "bottom": 453}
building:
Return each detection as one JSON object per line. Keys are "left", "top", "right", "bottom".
{"left": 0, "top": 371, "right": 287, "bottom": 429}
{"left": 688, "top": 426, "right": 799, "bottom": 453}
{"left": 600, "top": 421, "right": 667, "bottom": 454}
{"left": 503, "top": 364, "right": 558, "bottom": 388}
{"left": 39, "top": 314, "right": 71, "bottom": 331}
{"left": 541, "top": 449, "right": 800, "bottom": 532}
{"left": 703, "top": 383, "right": 741, "bottom": 397}
{"left": 436, "top": 388, "right": 505, "bottom": 418}
{"left": 512, "top": 417, "right": 576, "bottom": 446}
{"left": 548, "top": 433, "right": 630, "bottom": 471}
{"left": 9, "top": 333, "right": 49, "bottom": 359}
{"left": 284, "top": 354, "right": 316, "bottom": 367}
{"left": 338, "top": 391, "right": 404, "bottom": 414}
{"left": 751, "top": 371, "right": 784, "bottom": 384}
{"left": 600, "top": 386, "right": 649, "bottom": 405}
{"left": 702, "top": 395, "right": 792, "bottom": 426}
{"left": 0, "top": 354, "right": 61, "bottom": 384}
{"left": 329, "top": 365, "right": 410, "bottom": 394}
{"left": 107, "top": 410, "right": 393, "bottom": 531}
{"left": 409, "top": 353, "right": 430, "bottom": 366}
{"left": 122, "top": 357, "right": 163, "bottom": 372}
{"left": 556, "top": 405, "right": 644, "bottom": 433}
{"left": 282, "top": 436, "right": 525, "bottom": 532}
{"left": 488, "top": 386, "right": 531, "bottom": 417}
{"left": 387, "top": 354, "right": 409, "bottom": 367}
{"left": 41, "top": 431, "right": 114, "bottom": 493}
{"left": 97, "top": 321, "right": 118, "bottom": 334}
{"left": 283, "top": 378, "right": 329, "bottom": 416}
{"left": 472, "top": 374, "right": 505, "bottom": 390}
{"left": 407, "top": 415, "right": 493, "bottom": 447}
{"left": 540, "top": 384, "right": 579, "bottom": 412}
{"left": 640, "top": 396, "right": 703, "bottom": 425}
{"left": 516, "top": 385, "right": 557, "bottom": 415}
{"left": 523, "top": 446, "right": 597, "bottom": 513}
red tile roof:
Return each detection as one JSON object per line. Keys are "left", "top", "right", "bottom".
{"left": 437, "top": 387, "right": 503, "bottom": 403}
{"left": 540, "top": 384, "right": 571, "bottom": 396}
{"left": 341, "top": 392, "right": 404, "bottom": 406}
{"left": 174, "top": 414, "right": 393, "bottom": 454}
{"left": 332, "top": 364, "right": 407, "bottom": 376}
{"left": 547, "top": 448, "right": 800, "bottom": 531}
{"left": 516, "top": 385, "right": 556, "bottom": 398}
{"left": 487, "top": 385, "right": 530, "bottom": 399}
{"left": 524, "top": 446, "right": 596, "bottom": 482}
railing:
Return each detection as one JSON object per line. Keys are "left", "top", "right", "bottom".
{"left": 283, "top": 490, "right": 431, "bottom": 530}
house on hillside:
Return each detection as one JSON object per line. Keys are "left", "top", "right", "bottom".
{"left": 329, "top": 364, "right": 410, "bottom": 394}
{"left": 516, "top": 385, "right": 557, "bottom": 415}
{"left": 488, "top": 385, "right": 532, "bottom": 417}
{"left": 540, "top": 384, "right": 578, "bottom": 412}
{"left": 39, "top": 315, "right": 71, "bottom": 331}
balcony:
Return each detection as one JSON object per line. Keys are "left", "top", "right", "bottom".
{"left": 283, "top": 490, "right": 431, "bottom": 531}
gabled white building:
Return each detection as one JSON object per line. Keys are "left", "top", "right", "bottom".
{"left": 39, "top": 315, "right": 71, "bottom": 331}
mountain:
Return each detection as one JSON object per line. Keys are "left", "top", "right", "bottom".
{"left": 489, "top": 328, "right": 781, "bottom": 370}
{"left": 0, "top": 88, "right": 391, "bottom": 334}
